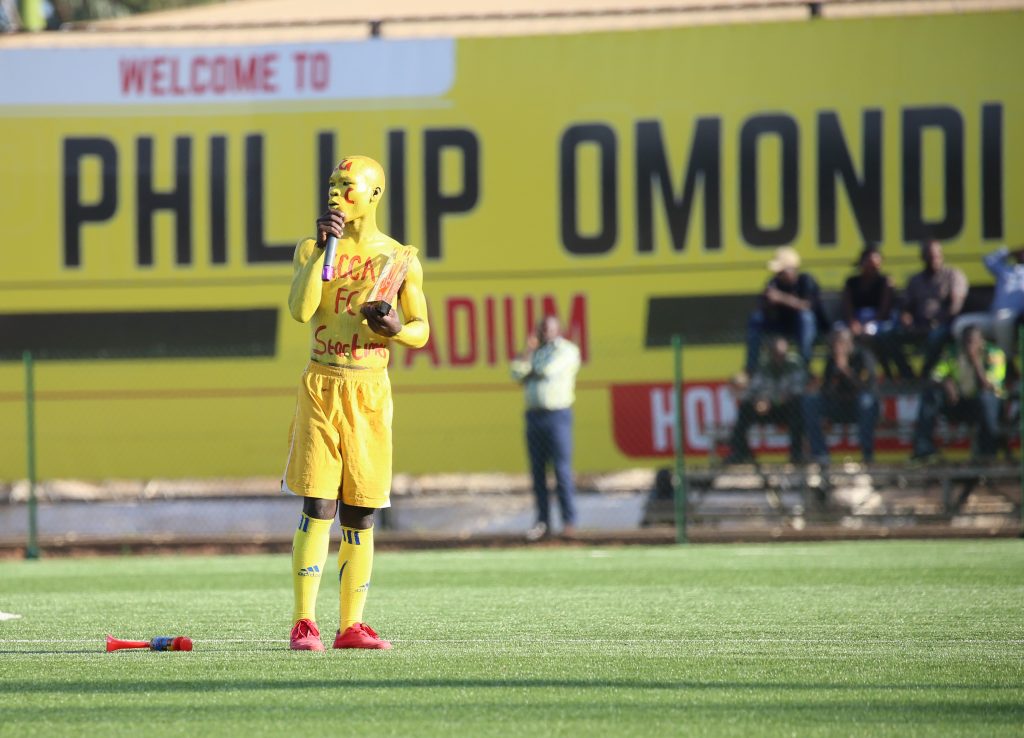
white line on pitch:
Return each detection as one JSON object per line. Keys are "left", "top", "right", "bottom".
{"left": 0, "top": 638, "right": 287, "bottom": 644}
{"left": 1, "top": 638, "right": 1022, "bottom": 645}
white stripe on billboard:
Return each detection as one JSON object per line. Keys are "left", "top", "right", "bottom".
{"left": 0, "top": 39, "right": 455, "bottom": 105}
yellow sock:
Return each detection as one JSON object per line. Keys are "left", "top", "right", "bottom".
{"left": 339, "top": 525, "right": 374, "bottom": 630}
{"left": 291, "top": 513, "right": 332, "bottom": 624}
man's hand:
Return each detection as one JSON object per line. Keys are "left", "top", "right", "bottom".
{"left": 316, "top": 210, "right": 345, "bottom": 247}
{"left": 525, "top": 334, "right": 540, "bottom": 353}
{"left": 849, "top": 319, "right": 863, "bottom": 336}
{"left": 765, "top": 286, "right": 808, "bottom": 312}
{"left": 900, "top": 311, "right": 914, "bottom": 328}
{"left": 943, "top": 379, "right": 959, "bottom": 405}
{"left": 361, "top": 304, "right": 402, "bottom": 337}
{"left": 966, "top": 347, "right": 992, "bottom": 391}
{"left": 754, "top": 398, "right": 771, "bottom": 415}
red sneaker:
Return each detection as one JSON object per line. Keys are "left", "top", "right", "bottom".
{"left": 333, "top": 623, "right": 392, "bottom": 650}
{"left": 289, "top": 618, "right": 325, "bottom": 651}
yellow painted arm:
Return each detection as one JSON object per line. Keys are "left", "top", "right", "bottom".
{"left": 394, "top": 254, "right": 429, "bottom": 348}
{"left": 288, "top": 238, "right": 325, "bottom": 323}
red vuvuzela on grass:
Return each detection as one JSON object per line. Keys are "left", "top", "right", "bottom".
{"left": 106, "top": 634, "right": 193, "bottom": 652}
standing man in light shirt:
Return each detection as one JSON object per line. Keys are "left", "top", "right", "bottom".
{"left": 511, "top": 315, "right": 582, "bottom": 542}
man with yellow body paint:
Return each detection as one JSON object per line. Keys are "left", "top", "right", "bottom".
{"left": 282, "top": 155, "right": 429, "bottom": 651}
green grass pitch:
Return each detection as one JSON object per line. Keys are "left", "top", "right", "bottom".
{"left": 1, "top": 540, "right": 1022, "bottom": 737}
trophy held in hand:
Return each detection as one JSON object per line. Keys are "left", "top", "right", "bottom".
{"left": 362, "top": 245, "right": 416, "bottom": 318}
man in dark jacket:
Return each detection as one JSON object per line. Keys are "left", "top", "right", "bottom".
{"left": 745, "top": 247, "right": 827, "bottom": 374}
{"left": 804, "top": 327, "right": 881, "bottom": 464}
{"left": 727, "top": 336, "right": 808, "bottom": 465}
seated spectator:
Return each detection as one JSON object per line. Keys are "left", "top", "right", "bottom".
{"left": 804, "top": 327, "right": 880, "bottom": 465}
{"left": 911, "top": 325, "right": 1005, "bottom": 461}
{"left": 727, "top": 336, "right": 807, "bottom": 465}
{"left": 876, "top": 239, "right": 968, "bottom": 380}
{"left": 745, "top": 247, "right": 827, "bottom": 373}
{"left": 953, "top": 245, "right": 1024, "bottom": 356}
{"left": 840, "top": 243, "right": 895, "bottom": 338}
{"left": 650, "top": 468, "right": 674, "bottom": 501}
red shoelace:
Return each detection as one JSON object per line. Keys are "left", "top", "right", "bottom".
{"left": 293, "top": 619, "right": 319, "bottom": 639}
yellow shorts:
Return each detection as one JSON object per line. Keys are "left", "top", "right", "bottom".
{"left": 281, "top": 361, "right": 393, "bottom": 508}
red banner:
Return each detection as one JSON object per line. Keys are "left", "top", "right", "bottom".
{"left": 610, "top": 381, "right": 986, "bottom": 458}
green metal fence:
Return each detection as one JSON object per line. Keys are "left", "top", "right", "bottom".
{"left": 9, "top": 327, "right": 1024, "bottom": 552}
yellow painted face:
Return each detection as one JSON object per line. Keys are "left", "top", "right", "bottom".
{"left": 327, "top": 156, "right": 384, "bottom": 222}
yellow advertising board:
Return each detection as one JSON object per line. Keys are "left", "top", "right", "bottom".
{"left": 0, "top": 13, "right": 1021, "bottom": 478}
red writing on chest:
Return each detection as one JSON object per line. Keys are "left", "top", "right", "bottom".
{"left": 332, "top": 254, "right": 380, "bottom": 314}
{"left": 332, "top": 254, "right": 378, "bottom": 283}
{"left": 313, "top": 326, "right": 388, "bottom": 359}
{"left": 334, "top": 287, "right": 359, "bottom": 316}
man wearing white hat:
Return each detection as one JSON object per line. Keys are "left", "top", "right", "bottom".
{"left": 745, "top": 246, "right": 824, "bottom": 374}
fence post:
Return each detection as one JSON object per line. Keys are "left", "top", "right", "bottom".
{"left": 671, "top": 335, "right": 688, "bottom": 544}
{"left": 23, "top": 350, "right": 40, "bottom": 560}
